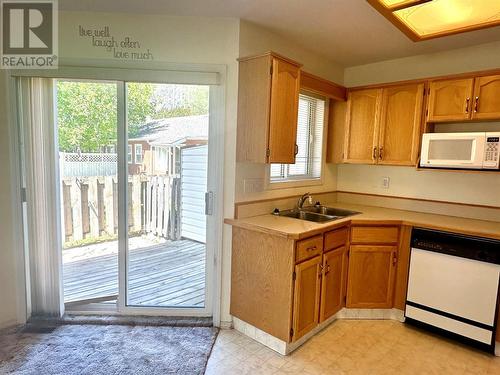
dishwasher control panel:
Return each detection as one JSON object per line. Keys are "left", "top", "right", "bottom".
{"left": 411, "top": 228, "right": 500, "bottom": 265}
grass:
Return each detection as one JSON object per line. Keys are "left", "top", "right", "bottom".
{"left": 63, "top": 231, "right": 142, "bottom": 249}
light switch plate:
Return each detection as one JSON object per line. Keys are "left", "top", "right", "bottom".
{"left": 382, "top": 176, "right": 390, "bottom": 189}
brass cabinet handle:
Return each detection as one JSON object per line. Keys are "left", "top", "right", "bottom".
{"left": 474, "top": 96, "right": 479, "bottom": 112}
{"left": 294, "top": 144, "right": 299, "bottom": 156}
{"left": 306, "top": 245, "right": 317, "bottom": 252}
{"left": 318, "top": 264, "right": 323, "bottom": 279}
{"left": 324, "top": 263, "right": 331, "bottom": 275}
{"left": 372, "top": 146, "right": 378, "bottom": 160}
{"left": 379, "top": 146, "right": 383, "bottom": 160}
{"left": 465, "top": 97, "right": 470, "bottom": 113}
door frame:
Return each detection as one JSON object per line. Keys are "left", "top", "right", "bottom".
{"left": 9, "top": 63, "right": 226, "bottom": 325}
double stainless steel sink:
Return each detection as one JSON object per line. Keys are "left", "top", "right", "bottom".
{"left": 274, "top": 205, "right": 360, "bottom": 223}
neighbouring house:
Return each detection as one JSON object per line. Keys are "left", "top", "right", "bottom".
{"left": 128, "top": 114, "right": 208, "bottom": 176}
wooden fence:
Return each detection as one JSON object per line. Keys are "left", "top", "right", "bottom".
{"left": 61, "top": 175, "right": 181, "bottom": 245}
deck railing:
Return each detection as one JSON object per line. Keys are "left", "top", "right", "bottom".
{"left": 61, "top": 174, "right": 181, "bottom": 246}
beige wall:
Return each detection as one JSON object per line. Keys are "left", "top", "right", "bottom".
{"left": 339, "top": 41, "right": 500, "bottom": 208}
{"left": 234, "top": 20, "right": 342, "bottom": 203}
{"left": 344, "top": 40, "right": 500, "bottom": 87}
{"left": 239, "top": 20, "right": 344, "bottom": 83}
{"left": 0, "top": 71, "right": 22, "bottom": 328}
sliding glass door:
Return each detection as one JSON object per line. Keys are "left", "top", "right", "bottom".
{"left": 44, "top": 78, "right": 215, "bottom": 316}
{"left": 56, "top": 80, "right": 119, "bottom": 308}
{"left": 124, "top": 83, "right": 210, "bottom": 310}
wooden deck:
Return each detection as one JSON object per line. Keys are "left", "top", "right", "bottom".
{"left": 63, "top": 239, "right": 206, "bottom": 308}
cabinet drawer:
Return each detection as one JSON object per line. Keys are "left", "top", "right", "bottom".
{"left": 351, "top": 226, "right": 399, "bottom": 244}
{"left": 296, "top": 235, "right": 323, "bottom": 263}
{"left": 324, "top": 227, "right": 349, "bottom": 251}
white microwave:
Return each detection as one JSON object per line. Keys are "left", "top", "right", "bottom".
{"left": 420, "top": 132, "right": 500, "bottom": 170}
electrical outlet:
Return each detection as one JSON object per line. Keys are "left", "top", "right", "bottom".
{"left": 382, "top": 176, "right": 390, "bottom": 189}
{"left": 243, "top": 178, "right": 264, "bottom": 193}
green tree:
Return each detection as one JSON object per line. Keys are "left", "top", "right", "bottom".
{"left": 57, "top": 81, "right": 118, "bottom": 152}
{"left": 127, "top": 82, "right": 155, "bottom": 138}
{"left": 57, "top": 82, "right": 209, "bottom": 153}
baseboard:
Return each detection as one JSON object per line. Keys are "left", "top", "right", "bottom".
{"left": 0, "top": 319, "right": 18, "bottom": 330}
{"left": 219, "top": 320, "right": 233, "bottom": 330}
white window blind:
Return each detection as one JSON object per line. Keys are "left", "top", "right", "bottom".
{"left": 270, "top": 93, "right": 325, "bottom": 183}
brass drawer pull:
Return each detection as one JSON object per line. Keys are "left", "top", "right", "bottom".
{"left": 306, "top": 245, "right": 317, "bottom": 252}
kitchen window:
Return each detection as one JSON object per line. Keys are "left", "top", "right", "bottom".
{"left": 135, "top": 144, "right": 143, "bottom": 164}
{"left": 270, "top": 92, "right": 325, "bottom": 184}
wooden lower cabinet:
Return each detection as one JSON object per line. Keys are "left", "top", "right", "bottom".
{"left": 320, "top": 246, "right": 348, "bottom": 322}
{"left": 346, "top": 245, "right": 397, "bottom": 308}
{"left": 292, "top": 255, "right": 322, "bottom": 341}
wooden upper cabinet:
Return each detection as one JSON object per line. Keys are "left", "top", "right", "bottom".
{"left": 346, "top": 245, "right": 397, "bottom": 309}
{"left": 427, "top": 78, "right": 474, "bottom": 122}
{"left": 292, "top": 255, "right": 321, "bottom": 341}
{"left": 268, "top": 58, "right": 301, "bottom": 163}
{"left": 378, "top": 83, "right": 424, "bottom": 166}
{"left": 471, "top": 75, "right": 500, "bottom": 120}
{"left": 320, "top": 246, "right": 347, "bottom": 322}
{"left": 236, "top": 52, "right": 301, "bottom": 164}
{"left": 344, "top": 88, "right": 382, "bottom": 164}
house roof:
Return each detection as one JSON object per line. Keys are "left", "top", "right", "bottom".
{"left": 130, "top": 114, "right": 208, "bottom": 146}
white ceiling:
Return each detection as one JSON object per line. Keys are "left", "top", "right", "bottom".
{"left": 59, "top": 0, "right": 500, "bottom": 67}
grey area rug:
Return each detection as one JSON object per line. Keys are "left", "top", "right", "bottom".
{"left": 0, "top": 324, "right": 218, "bottom": 375}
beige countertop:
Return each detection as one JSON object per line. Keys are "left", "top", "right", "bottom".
{"left": 225, "top": 203, "right": 500, "bottom": 240}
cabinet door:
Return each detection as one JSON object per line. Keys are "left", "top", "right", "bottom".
{"left": 292, "top": 256, "right": 321, "bottom": 341}
{"left": 427, "top": 78, "right": 474, "bottom": 122}
{"left": 471, "top": 75, "right": 500, "bottom": 120}
{"left": 320, "top": 246, "right": 347, "bottom": 322}
{"left": 344, "top": 89, "right": 382, "bottom": 164}
{"left": 268, "top": 57, "right": 301, "bottom": 163}
{"left": 378, "top": 83, "right": 424, "bottom": 166}
{"left": 346, "top": 245, "right": 397, "bottom": 308}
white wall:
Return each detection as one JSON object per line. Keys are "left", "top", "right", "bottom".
{"left": 235, "top": 20, "right": 342, "bottom": 203}
{"left": 339, "top": 41, "right": 500, "bottom": 207}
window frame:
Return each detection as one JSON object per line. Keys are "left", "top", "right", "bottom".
{"left": 266, "top": 91, "right": 328, "bottom": 190}
{"left": 135, "top": 144, "right": 143, "bottom": 164}
{"left": 127, "top": 144, "right": 133, "bottom": 164}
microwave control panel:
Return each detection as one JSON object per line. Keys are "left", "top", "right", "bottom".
{"left": 484, "top": 136, "right": 500, "bottom": 169}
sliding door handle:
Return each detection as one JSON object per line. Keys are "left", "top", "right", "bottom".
{"left": 205, "top": 191, "right": 214, "bottom": 216}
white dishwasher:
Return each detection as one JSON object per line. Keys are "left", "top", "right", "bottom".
{"left": 406, "top": 228, "right": 500, "bottom": 353}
